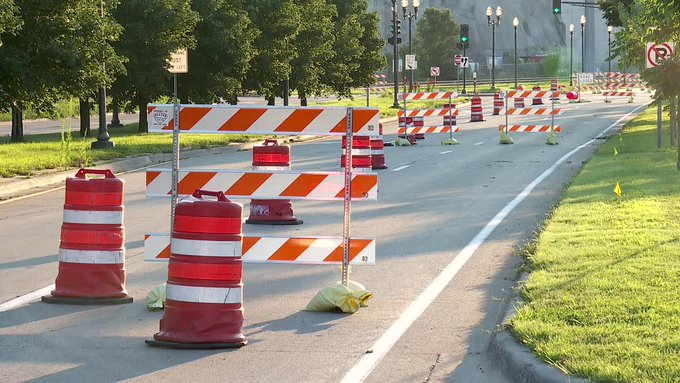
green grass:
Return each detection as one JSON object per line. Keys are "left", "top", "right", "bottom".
{"left": 0, "top": 123, "right": 257, "bottom": 178}
{"left": 509, "top": 105, "right": 680, "bottom": 383}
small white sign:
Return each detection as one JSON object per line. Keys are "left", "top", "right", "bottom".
{"left": 646, "top": 42, "right": 675, "bottom": 68}
{"left": 578, "top": 72, "right": 594, "bottom": 85}
{"left": 458, "top": 56, "right": 469, "bottom": 68}
{"left": 405, "top": 54, "right": 416, "bottom": 70}
{"left": 430, "top": 67, "right": 440, "bottom": 77}
{"left": 167, "top": 49, "right": 188, "bottom": 74}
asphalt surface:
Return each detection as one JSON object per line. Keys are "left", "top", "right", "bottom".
{"left": 0, "top": 93, "right": 651, "bottom": 382}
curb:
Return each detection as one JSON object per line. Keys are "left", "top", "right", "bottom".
{"left": 490, "top": 275, "right": 590, "bottom": 383}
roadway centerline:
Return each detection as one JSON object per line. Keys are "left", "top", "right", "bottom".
{"left": 439, "top": 150, "right": 453, "bottom": 154}
{"left": 391, "top": 165, "right": 410, "bottom": 172}
{"left": 340, "top": 103, "right": 646, "bottom": 383}
{"left": 474, "top": 142, "right": 484, "bottom": 146}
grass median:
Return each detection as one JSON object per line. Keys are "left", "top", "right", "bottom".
{"left": 0, "top": 123, "right": 257, "bottom": 178}
{"left": 509, "top": 105, "right": 680, "bottom": 383}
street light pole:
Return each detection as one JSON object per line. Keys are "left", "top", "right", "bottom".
{"left": 606, "top": 25, "right": 612, "bottom": 103}
{"left": 569, "top": 24, "right": 574, "bottom": 86}
{"left": 92, "top": 0, "right": 114, "bottom": 149}
{"left": 580, "top": 15, "right": 586, "bottom": 73}
{"left": 486, "top": 6, "right": 502, "bottom": 91}
{"left": 513, "top": 17, "right": 518, "bottom": 89}
{"left": 402, "top": 0, "right": 419, "bottom": 93}
{"left": 391, "top": 1, "right": 400, "bottom": 108}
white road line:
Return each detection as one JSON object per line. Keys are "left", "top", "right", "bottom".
{"left": 340, "top": 104, "right": 646, "bottom": 383}
{"left": 439, "top": 150, "right": 453, "bottom": 154}
{"left": 391, "top": 165, "right": 410, "bottom": 172}
{"left": 474, "top": 142, "right": 484, "bottom": 146}
{"left": 0, "top": 284, "right": 55, "bottom": 312}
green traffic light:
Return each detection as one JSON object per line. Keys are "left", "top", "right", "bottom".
{"left": 554, "top": 7, "right": 560, "bottom": 13}
{"left": 461, "top": 37, "right": 468, "bottom": 42}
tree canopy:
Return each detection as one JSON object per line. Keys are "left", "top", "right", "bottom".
{"left": 412, "top": 8, "right": 457, "bottom": 81}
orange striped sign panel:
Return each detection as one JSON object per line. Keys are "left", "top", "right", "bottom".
{"left": 147, "top": 104, "right": 380, "bottom": 136}
{"left": 397, "top": 126, "right": 459, "bottom": 134}
{"left": 499, "top": 125, "right": 561, "bottom": 133}
{"left": 402, "top": 92, "right": 458, "bottom": 101}
{"left": 144, "top": 233, "right": 376, "bottom": 265}
{"left": 146, "top": 169, "right": 378, "bottom": 200}
{"left": 505, "top": 91, "right": 560, "bottom": 99}
{"left": 505, "top": 108, "right": 561, "bottom": 116}
{"left": 602, "top": 91, "right": 634, "bottom": 97}
{"left": 397, "top": 108, "right": 458, "bottom": 117}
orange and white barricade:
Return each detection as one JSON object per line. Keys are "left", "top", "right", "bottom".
{"left": 501, "top": 90, "right": 563, "bottom": 145}
{"left": 144, "top": 104, "right": 381, "bottom": 348}
{"left": 398, "top": 92, "right": 459, "bottom": 143}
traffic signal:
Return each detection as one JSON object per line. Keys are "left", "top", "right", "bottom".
{"left": 552, "top": 0, "right": 562, "bottom": 14}
{"left": 459, "top": 24, "right": 469, "bottom": 49}
{"left": 388, "top": 17, "right": 402, "bottom": 45}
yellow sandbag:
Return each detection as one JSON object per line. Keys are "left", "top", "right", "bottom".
{"left": 305, "top": 281, "right": 373, "bottom": 314}
{"left": 146, "top": 283, "right": 166, "bottom": 311}
{"left": 499, "top": 132, "right": 514, "bottom": 145}
{"left": 546, "top": 131, "right": 559, "bottom": 145}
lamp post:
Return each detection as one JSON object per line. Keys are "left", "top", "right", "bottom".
{"left": 580, "top": 15, "right": 586, "bottom": 73}
{"left": 92, "top": 0, "right": 113, "bottom": 149}
{"left": 486, "top": 6, "right": 502, "bottom": 91}
{"left": 402, "top": 0, "right": 419, "bottom": 93}
{"left": 606, "top": 25, "right": 612, "bottom": 103}
{"left": 391, "top": 0, "right": 400, "bottom": 108}
{"left": 569, "top": 24, "right": 574, "bottom": 86}
{"left": 513, "top": 17, "right": 518, "bottom": 89}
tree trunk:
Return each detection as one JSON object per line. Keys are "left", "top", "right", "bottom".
{"left": 672, "top": 95, "right": 678, "bottom": 147}
{"left": 267, "top": 95, "right": 275, "bottom": 106}
{"left": 300, "top": 91, "right": 308, "bottom": 107}
{"left": 79, "top": 98, "right": 91, "bottom": 137}
{"left": 11, "top": 102, "right": 24, "bottom": 143}
{"left": 137, "top": 96, "right": 148, "bottom": 133}
{"left": 110, "top": 96, "right": 123, "bottom": 128}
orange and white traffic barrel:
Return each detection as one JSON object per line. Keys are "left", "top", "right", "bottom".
{"left": 370, "top": 123, "right": 387, "bottom": 170}
{"left": 492, "top": 93, "right": 504, "bottom": 115}
{"left": 469, "top": 96, "right": 485, "bottom": 122}
{"left": 246, "top": 139, "right": 301, "bottom": 225}
{"left": 550, "top": 79, "right": 559, "bottom": 101}
{"left": 532, "top": 86, "right": 544, "bottom": 105}
{"left": 514, "top": 97, "right": 525, "bottom": 108}
{"left": 147, "top": 190, "right": 247, "bottom": 349}
{"left": 42, "top": 168, "right": 132, "bottom": 305}
{"left": 397, "top": 117, "right": 417, "bottom": 145}
{"left": 412, "top": 117, "right": 425, "bottom": 139}
{"left": 342, "top": 136, "right": 372, "bottom": 172}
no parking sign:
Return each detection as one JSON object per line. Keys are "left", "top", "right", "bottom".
{"left": 646, "top": 42, "right": 674, "bottom": 68}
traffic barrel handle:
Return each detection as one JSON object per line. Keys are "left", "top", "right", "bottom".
{"left": 75, "top": 168, "right": 116, "bottom": 179}
{"left": 192, "top": 189, "right": 228, "bottom": 202}
{"left": 262, "top": 139, "right": 279, "bottom": 146}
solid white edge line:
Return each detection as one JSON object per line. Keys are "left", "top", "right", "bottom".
{"left": 391, "top": 165, "right": 410, "bottom": 172}
{"left": 0, "top": 284, "right": 55, "bottom": 312}
{"left": 340, "top": 104, "right": 645, "bottom": 383}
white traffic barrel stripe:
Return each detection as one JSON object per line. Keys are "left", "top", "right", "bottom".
{"left": 171, "top": 238, "right": 241, "bottom": 258}
{"left": 166, "top": 284, "right": 242, "bottom": 304}
{"left": 63, "top": 209, "right": 123, "bottom": 225}
{"left": 59, "top": 248, "right": 125, "bottom": 264}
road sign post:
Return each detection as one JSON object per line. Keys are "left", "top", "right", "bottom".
{"left": 430, "top": 67, "right": 440, "bottom": 87}
{"left": 167, "top": 49, "right": 188, "bottom": 232}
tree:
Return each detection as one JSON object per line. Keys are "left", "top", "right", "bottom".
{"left": 0, "top": 0, "right": 21, "bottom": 45}
{"left": 412, "top": 8, "right": 457, "bottom": 81}
{"left": 182, "top": 0, "right": 255, "bottom": 104}
{"left": 0, "top": 1, "right": 121, "bottom": 142}
{"left": 325, "top": 0, "right": 385, "bottom": 98}
{"left": 597, "top": 0, "right": 635, "bottom": 27}
{"left": 111, "top": 0, "right": 199, "bottom": 132}
{"left": 290, "top": 0, "right": 337, "bottom": 105}
{"left": 246, "top": 0, "right": 301, "bottom": 104}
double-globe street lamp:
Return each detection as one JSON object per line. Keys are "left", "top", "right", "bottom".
{"left": 486, "top": 6, "right": 502, "bottom": 91}
{"left": 569, "top": 23, "right": 574, "bottom": 86}
{"left": 513, "top": 17, "right": 518, "bottom": 89}
{"left": 402, "top": 0, "right": 419, "bottom": 93}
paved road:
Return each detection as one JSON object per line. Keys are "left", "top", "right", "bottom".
{"left": 0, "top": 93, "right": 650, "bottom": 382}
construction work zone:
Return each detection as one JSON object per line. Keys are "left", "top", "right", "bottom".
{"left": 144, "top": 103, "right": 380, "bottom": 348}
{"left": 501, "top": 90, "right": 562, "bottom": 145}
{"left": 397, "top": 91, "right": 460, "bottom": 145}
